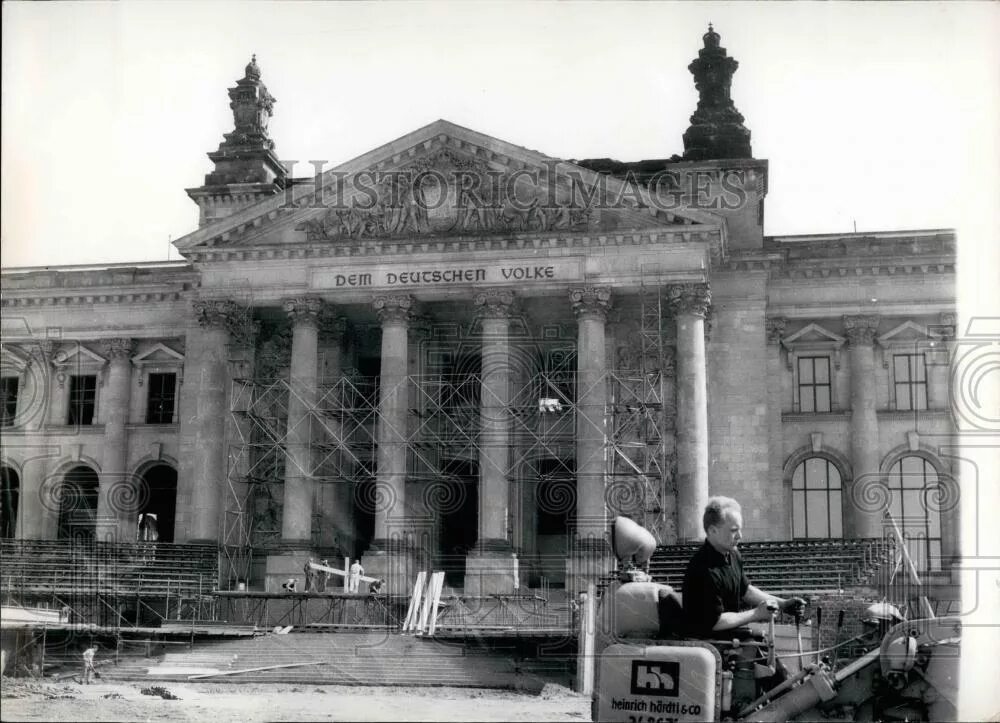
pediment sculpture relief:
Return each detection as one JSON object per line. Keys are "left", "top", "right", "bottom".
{"left": 297, "top": 149, "right": 598, "bottom": 241}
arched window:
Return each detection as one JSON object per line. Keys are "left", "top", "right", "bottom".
{"left": 1, "top": 466, "right": 19, "bottom": 538}
{"left": 791, "top": 457, "right": 843, "bottom": 538}
{"left": 887, "top": 456, "right": 942, "bottom": 572}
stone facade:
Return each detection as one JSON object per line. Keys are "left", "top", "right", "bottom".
{"left": 0, "top": 34, "right": 958, "bottom": 594}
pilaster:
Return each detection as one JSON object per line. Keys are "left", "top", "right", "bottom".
{"left": 184, "top": 299, "right": 240, "bottom": 544}
{"left": 844, "top": 314, "right": 882, "bottom": 538}
{"left": 97, "top": 337, "right": 134, "bottom": 542}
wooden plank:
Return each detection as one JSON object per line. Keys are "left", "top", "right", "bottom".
{"left": 187, "top": 660, "right": 328, "bottom": 680}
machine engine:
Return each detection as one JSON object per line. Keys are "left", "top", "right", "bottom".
{"left": 592, "top": 517, "right": 960, "bottom": 722}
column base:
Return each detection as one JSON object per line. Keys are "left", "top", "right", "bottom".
{"left": 565, "top": 539, "right": 612, "bottom": 597}
{"left": 464, "top": 549, "right": 519, "bottom": 596}
{"left": 361, "top": 539, "right": 420, "bottom": 597}
{"left": 264, "top": 544, "right": 317, "bottom": 593}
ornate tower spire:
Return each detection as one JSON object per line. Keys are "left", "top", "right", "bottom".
{"left": 186, "top": 55, "right": 288, "bottom": 227}
{"left": 682, "top": 25, "right": 753, "bottom": 161}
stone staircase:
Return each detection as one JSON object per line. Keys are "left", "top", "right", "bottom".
{"left": 101, "top": 631, "right": 564, "bottom": 688}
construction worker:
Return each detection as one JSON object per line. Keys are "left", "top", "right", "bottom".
{"left": 82, "top": 643, "right": 99, "bottom": 684}
{"left": 318, "top": 559, "right": 331, "bottom": 592}
{"left": 303, "top": 557, "right": 315, "bottom": 592}
{"left": 349, "top": 559, "right": 364, "bottom": 593}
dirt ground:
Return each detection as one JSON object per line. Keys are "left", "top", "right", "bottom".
{"left": 0, "top": 677, "right": 591, "bottom": 722}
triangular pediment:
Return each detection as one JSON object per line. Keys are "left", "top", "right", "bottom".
{"left": 878, "top": 321, "right": 934, "bottom": 345}
{"left": 782, "top": 323, "right": 846, "bottom": 347}
{"left": 174, "top": 120, "right": 722, "bottom": 253}
{"left": 53, "top": 345, "right": 107, "bottom": 367}
{"left": 132, "top": 343, "right": 184, "bottom": 365}
{"left": 0, "top": 346, "right": 31, "bottom": 371}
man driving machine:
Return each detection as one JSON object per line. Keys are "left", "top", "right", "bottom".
{"left": 684, "top": 496, "right": 805, "bottom": 638}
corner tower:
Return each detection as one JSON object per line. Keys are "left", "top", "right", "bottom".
{"left": 682, "top": 24, "right": 753, "bottom": 161}
{"left": 186, "top": 55, "right": 288, "bottom": 227}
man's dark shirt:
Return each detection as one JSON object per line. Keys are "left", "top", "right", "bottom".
{"left": 682, "top": 541, "right": 750, "bottom": 637}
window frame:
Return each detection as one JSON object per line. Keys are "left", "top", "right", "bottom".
{"left": 790, "top": 456, "right": 844, "bottom": 539}
{"left": 886, "top": 455, "right": 943, "bottom": 572}
{"left": 0, "top": 376, "right": 19, "bottom": 427}
{"left": 145, "top": 371, "right": 178, "bottom": 424}
{"left": 780, "top": 323, "right": 846, "bottom": 415}
{"left": 796, "top": 355, "right": 832, "bottom": 414}
{"left": 891, "top": 352, "right": 928, "bottom": 412}
{"left": 67, "top": 374, "right": 98, "bottom": 426}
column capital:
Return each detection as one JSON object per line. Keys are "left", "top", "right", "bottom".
{"left": 569, "top": 286, "right": 612, "bottom": 321}
{"left": 667, "top": 283, "right": 711, "bottom": 317}
{"left": 100, "top": 337, "right": 134, "bottom": 361}
{"left": 193, "top": 298, "right": 241, "bottom": 330}
{"left": 843, "top": 314, "right": 880, "bottom": 346}
{"left": 283, "top": 296, "right": 324, "bottom": 327}
{"left": 765, "top": 316, "right": 787, "bottom": 345}
{"left": 373, "top": 294, "right": 415, "bottom": 325}
{"left": 474, "top": 289, "right": 517, "bottom": 319}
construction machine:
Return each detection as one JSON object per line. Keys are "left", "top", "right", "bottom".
{"left": 592, "top": 517, "right": 960, "bottom": 722}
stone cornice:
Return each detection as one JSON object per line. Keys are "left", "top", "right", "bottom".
{"left": 1, "top": 286, "right": 190, "bottom": 308}
{"left": 180, "top": 226, "right": 722, "bottom": 264}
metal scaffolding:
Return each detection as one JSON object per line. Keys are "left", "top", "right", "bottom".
{"left": 219, "top": 293, "right": 676, "bottom": 585}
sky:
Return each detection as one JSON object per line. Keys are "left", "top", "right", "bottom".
{"left": 2, "top": 3, "right": 999, "bottom": 717}
{"left": 1, "top": 1, "right": 997, "bottom": 270}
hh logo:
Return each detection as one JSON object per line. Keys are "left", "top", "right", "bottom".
{"left": 630, "top": 660, "right": 680, "bottom": 696}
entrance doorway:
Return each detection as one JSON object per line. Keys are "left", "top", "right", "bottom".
{"left": 0, "top": 466, "right": 18, "bottom": 538}
{"left": 138, "top": 464, "right": 178, "bottom": 542}
{"left": 437, "top": 460, "right": 478, "bottom": 588}
{"left": 58, "top": 465, "right": 99, "bottom": 541}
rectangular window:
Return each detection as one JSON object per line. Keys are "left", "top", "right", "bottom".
{"left": 145, "top": 372, "right": 177, "bottom": 424}
{"left": 0, "top": 377, "right": 18, "bottom": 427}
{"left": 894, "top": 354, "right": 927, "bottom": 411}
{"left": 797, "top": 356, "right": 831, "bottom": 413}
{"left": 68, "top": 375, "right": 97, "bottom": 425}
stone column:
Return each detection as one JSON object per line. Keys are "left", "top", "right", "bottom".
{"left": 362, "top": 294, "right": 416, "bottom": 594}
{"left": 187, "top": 299, "right": 237, "bottom": 544}
{"left": 264, "top": 297, "right": 322, "bottom": 591}
{"left": 466, "top": 289, "right": 518, "bottom": 595}
{"left": 765, "top": 317, "right": 789, "bottom": 537}
{"left": 567, "top": 286, "right": 612, "bottom": 593}
{"left": 97, "top": 338, "right": 134, "bottom": 542}
{"left": 280, "top": 297, "right": 322, "bottom": 544}
{"left": 669, "top": 283, "right": 711, "bottom": 542}
{"left": 317, "top": 316, "right": 354, "bottom": 554}
{"left": 844, "top": 315, "right": 883, "bottom": 538}
{"left": 17, "top": 342, "right": 56, "bottom": 540}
